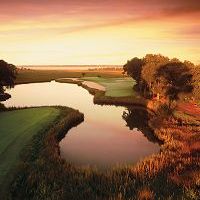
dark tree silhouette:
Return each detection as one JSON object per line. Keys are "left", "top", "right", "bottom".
{"left": 156, "top": 62, "right": 193, "bottom": 107}
{"left": 123, "top": 57, "right": 147, "bottom": 94}
{"left": 122, "top": 107, "right": 160, "bottom": 143}
{"left": 0, "top": 60, "right": 17, "bottom": 95}
{"left": 123, "top": 57, "right": 143, "bottom": 83}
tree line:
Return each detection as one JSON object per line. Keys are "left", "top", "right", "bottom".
{"left": 123, "top": 54, "right": 200, "bottom": 106}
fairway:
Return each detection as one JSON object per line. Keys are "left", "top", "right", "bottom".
{"left": 0, "top": 107, "right": 60, "bottom": 187}
{"left": 81, "top": 77, "right": 136, "bottom": 97}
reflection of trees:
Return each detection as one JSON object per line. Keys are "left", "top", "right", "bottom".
{"left": 122, "top": 107, "right": 161, "bottom": 144}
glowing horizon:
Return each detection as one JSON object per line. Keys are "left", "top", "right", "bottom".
{"left": 0, "top": 0, "right": 199, "bottom": 65}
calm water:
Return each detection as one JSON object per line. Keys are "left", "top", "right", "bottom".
{"left": 4, "top": 81, "right": 159, "bottom": 168}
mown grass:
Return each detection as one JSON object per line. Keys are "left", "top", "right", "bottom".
{"left": 81, "top": 77, "right": 136, "bottom": 97}
{"left": 0, "top": 107, "right": 60, "bottom": 195}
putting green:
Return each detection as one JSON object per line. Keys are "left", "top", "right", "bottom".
{"left": 81, "top": 77, "right": 136, "bottom": 97}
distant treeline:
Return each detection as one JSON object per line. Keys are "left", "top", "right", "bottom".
{"left": 88, "top": 66, "right": 123, "bottom": 71}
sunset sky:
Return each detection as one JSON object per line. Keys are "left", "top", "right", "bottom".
{"left": 0, "top": 0, "right": 199, "bottom": 65}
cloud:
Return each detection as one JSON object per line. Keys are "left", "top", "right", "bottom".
{"left": 0, "top": 0, "right": 199, "bottom": 42}
{"left": 0, "top": 0, "right": 199, "bottom": 21}
{"left": 178, "top": 26, "right": 200, "bottom": 38}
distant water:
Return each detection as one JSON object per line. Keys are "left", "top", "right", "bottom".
{"left": 18, "top": 65, "right": 123, "bottom": 71}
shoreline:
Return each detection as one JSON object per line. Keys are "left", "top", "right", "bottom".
{"left": 56, "top": 77, "right": 149, "bottom": 106}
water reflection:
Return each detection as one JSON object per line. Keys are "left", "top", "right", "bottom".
{"left": 122, "top": 107, "right": 160, "bottom": 144}
{"left": 4, "top": 81, "right": 160, "bottom": 168}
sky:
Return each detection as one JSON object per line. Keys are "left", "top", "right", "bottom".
{"left": 0, "top": 0, "right": 199, "bottom": 65}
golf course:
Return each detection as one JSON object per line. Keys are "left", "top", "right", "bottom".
{"left": 0, "top": 57, "right": 199, "bottom": 199}
{"left": 81, "top": 77, "right": 135, "bottom": 97}
{"left": 0, "top": 107, "right": 60, "bottom": 191}
{"left": 57, "top": 76, "right": 137, "bottom": 97}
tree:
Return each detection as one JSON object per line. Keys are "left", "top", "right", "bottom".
{"left": 141, "top": 54, "right": 170, "bottom": 98}
{"left": 155, "top": 62, "right": 193, "bottom": 107}
{"left": 123, "top": 57, "right": 143, "bottom": 82}
{"left": 191, "top": 65, "right": 200, "bottom": 101}
{"left": 123, "top": 54, "right": 196, "bottom": 103}
{"left": 123, "top": 57, "right": 146, "bottom": 94}
{"left": 0, "top": 60, "right": 17, "bottom": 94}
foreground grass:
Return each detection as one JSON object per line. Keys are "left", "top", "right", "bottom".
{"left": 81, "top": 77, "right": 135, "bottom": 97}
{"left": 0, "top": 107, "right": 60, "bottom": 193}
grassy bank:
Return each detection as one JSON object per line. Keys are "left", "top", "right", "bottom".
{"left": 0, "top": 106, "right": 84, "bottom": 199}
{"left": 7, "top": 106, "right": 86, "bottom": 200}
{"left": 0, "top": 107, "right": 60, "bottom": 195}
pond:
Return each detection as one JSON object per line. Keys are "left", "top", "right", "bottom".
{"left": 4, "top": 81, "right": 160, "bottom": 169}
